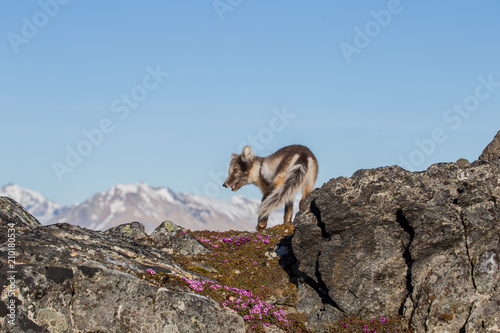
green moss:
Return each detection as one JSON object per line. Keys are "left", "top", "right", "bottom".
{"left": 137, "top": 271, "right": 189, "bottom": 290}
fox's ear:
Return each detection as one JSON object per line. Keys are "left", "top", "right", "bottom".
{"left": 231, "top": 153, "right": 238, "bottom": 160}
{"left": 241, "top": 145, "right": 255, "bottom": 163}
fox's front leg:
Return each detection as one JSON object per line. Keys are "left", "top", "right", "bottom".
{"left": 256, "top": 216, "right": 268, "bottom": 232}
{"left": 257, "top": 192, "right": 270, "bottom": 232}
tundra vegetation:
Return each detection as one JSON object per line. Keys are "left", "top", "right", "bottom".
{"left": 139, "top": 223, "right": 412, "bottom": 332}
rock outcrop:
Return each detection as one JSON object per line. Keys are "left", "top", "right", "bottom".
{"left": 479, "top": 130, "right": 500, "bottom": 165}
{"left": 292, "top": 132, "right": 500, "bottom": 332}
{"left": 0, "top": 199, "right": 245, "bottom": 333}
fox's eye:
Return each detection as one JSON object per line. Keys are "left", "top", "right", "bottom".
{"left": 234, "top": 168, "right": 240, "bottom": 174}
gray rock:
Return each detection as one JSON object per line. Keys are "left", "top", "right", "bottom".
{"left": 264, "top": 324, "right": 285, "bottom": 333}
{"left": 150, "top": 220, "right": 212, "bottom": 256}
{"left": 292, "top": 156, "right": 500, "bottom": 332}
{"left": 104, "top": 221, "right": 149, "bottom": 241}
{"left": 479, "top": 130, "right": 500, "bottom": 164}
{"left": 457, "top": 157, "right": 471, "bottom": 169}
{"left": 0, "top": 200, "right": 245, "bottom": 333}
{"left": 295, "top": 281, "right": 343, "bottom": 332}
{"left": 0, "top": 196, "right": 41, "bottom": 230}
{"left": 0, "top": 264, "right": 244, "bottom": 333}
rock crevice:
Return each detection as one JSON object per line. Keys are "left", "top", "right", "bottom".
{"left": 396, "top": 209, "right": 415, "bottom": 317}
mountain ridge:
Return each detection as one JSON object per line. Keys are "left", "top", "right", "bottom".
{"left": 0, "top": 183, "right": 292, "bottom": 232}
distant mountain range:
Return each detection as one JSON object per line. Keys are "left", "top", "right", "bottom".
{"left": 0, "top": 184, "right": 67, "bottom": 223}
{"left": 0, "top": 183, "right": 294, "bottom": 232}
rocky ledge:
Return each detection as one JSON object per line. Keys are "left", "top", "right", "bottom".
{"left": 293, "top": 131, "right": 500, "bottom": 332}
{"left": 0, "top": 130, "right": 499, "bottom": 333}
{"left": 0, "top": 203, "right": 243, "bottom": 333}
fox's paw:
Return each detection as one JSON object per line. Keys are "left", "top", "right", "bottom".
{"left": 256, "top": 218, "right": 268, "bottom": 232}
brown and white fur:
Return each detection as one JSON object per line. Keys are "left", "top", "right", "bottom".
{"left": 223, "top": 145, "right": 318, "bottom": 232}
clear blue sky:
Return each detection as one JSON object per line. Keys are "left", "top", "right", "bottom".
{"left": 1, "top": 1, "right": 499, "bottom": 205}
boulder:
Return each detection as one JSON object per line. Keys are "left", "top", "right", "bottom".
{"left": 0, "top": 196, "right": 41, "bottom": 231}
{"left": 0, "top": 198, "right": 245, "bottom": 333}
{"left": 150, "top": 220, "right": 212, "bottom": 256}
{"left": 104, "top": 220, "right": 150, "bottom": 241}
{"left": 292, "top": 144, "right": 500, "bottom": 331}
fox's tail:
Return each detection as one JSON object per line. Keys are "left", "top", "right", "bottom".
{"left": 257, "top": 156, "right": 309, "bottom": 220}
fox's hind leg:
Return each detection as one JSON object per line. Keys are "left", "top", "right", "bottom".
{"left": 299, "top": 183, "right": 314, "bottom": 210}
{"left": 284, "top": 201, "right": 293, "bottom": 224}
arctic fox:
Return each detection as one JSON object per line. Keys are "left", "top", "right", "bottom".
{"left": 223, "top": 145, "right": 318, "bottom": 231}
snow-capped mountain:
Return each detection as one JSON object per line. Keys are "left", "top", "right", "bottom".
{"left": 0, "top": 184, "right": 67, "bottom": 224}
{"left": 48, "top": 182, "right": 267, "bottom": 232}
{"left": 1, "top": 183, "right": 294, "bottom": 232}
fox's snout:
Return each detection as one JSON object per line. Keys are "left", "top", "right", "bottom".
{"left": 223, "top": 180, "right": 238, "bottom": 191}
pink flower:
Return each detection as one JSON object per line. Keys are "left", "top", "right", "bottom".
{"left": 146, "top": 268, "right": 156, "bottom": 274}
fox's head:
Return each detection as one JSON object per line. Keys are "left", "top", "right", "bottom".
{"left": 223, "top": 145, "right": 255, "bottom": 192}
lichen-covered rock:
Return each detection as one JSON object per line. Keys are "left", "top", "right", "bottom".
{"left": 293, "top": 167, "right": 411, "bottom": 324}
{"left": 104, "top": 220, "right": 149, "bottom": 240}
{"left": 0, "top": 198, "right": 245, "bottom": 333}
{"left": 293, "top": 141, "right": 500, "bottom": 332}
{"left": 0, "top": 196, "right": 41, "bottom": 231}
{"left": 150, "top": 220, "right": 212, "bottom": 256}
